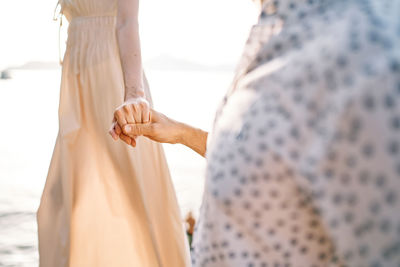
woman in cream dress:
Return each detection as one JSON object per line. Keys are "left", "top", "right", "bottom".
{"left": 37, "top": 0, "right": 190, "bottom": 266}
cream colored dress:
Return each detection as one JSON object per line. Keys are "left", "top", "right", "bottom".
{"left": 37, "top": 1, "right": 190, "bottom": 266}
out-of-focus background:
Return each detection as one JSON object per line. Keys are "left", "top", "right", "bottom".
{"left": 0, "top": 0, "right": 257, "bottom": 266}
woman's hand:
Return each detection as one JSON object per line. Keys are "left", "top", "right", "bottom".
{"left": 109, "top": 97, "right": 150, "bottom": 147}
{"left": 115, "top": 97, "right": 150, "bottom": 125}
{"left": 109, "top": 119, "right": 137, "bottom": 147}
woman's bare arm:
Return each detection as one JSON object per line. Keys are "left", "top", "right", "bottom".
{"left": 116, "top": 0, "right": 144, "bottom": 99}
{"left": 110, "top": 0, "right": 150, "bottom": 145}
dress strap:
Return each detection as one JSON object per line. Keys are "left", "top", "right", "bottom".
{"left": 53, "top": 1, "right": 62, "bottom": 21}
{"left": 53, "top": 1, "right": 64, "bottom": 65}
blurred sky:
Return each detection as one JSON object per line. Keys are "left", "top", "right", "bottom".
{"left": 0, "top": 0, "right": 258, "bottom": 69}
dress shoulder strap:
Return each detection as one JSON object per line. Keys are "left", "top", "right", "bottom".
{"left": 53, "top": 1, "right": 64, "bottom": 65}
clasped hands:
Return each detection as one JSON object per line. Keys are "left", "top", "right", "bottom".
{"left": 109, "top": 97, "right": 182, "bottom": 146}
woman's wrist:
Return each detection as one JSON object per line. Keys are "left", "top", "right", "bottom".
{"left": 124, "top": 87, "right": 145, "bottom": 101}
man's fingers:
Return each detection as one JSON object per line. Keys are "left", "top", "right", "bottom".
{"left": 123, "top": 124, "right": 140, "bottom": 137}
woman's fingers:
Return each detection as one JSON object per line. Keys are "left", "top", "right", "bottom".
{"left": 130, "top": 137, "right": 137, "bottom": 147}
{"left": 114, "top": 109, "right": 128, "bottom": 127}
{"left": 109, "top": 128, "right": 118, "bottom": 140}
{"left": 141, "top": 104, "right": 150, "bottom": 123}
{"left": 123, "top": 104, "right": 135, "bottom": 124}
{"left": 119, "top": 133, "right": 132, "bottom": 145}
{"left": 115, "top": 122, "right": 122, "bottom": 135}
{"left": 109, "top": 119, "right": 138, "bottom": 147}
{"left": 115, "top": 100, "right": 149, "bottom": 127}
{"left": 109, "top": 121, "right": 119, "bottom": 140}
{"left": 132, "top": 103, "right": 142, "bottom": 124}
{"left": 141, "top": 100, "right": 150, "bottom": 123}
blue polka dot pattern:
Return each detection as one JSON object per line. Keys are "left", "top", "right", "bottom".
{"left": 191, "top": 0, "right": 400, "bottom": 266}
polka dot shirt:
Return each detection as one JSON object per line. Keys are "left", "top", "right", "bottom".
{"left": 191, "top": 0, "right": 400, "bottom": 266}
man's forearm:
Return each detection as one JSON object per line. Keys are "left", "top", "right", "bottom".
{"left": 177, "top": 122, "right": 208, "bottom": 157}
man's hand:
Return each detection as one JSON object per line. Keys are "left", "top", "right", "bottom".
{"left": 123, "top": 109, "right": 208, "bottom": 157}
{"left": 123, "top": 109, "right": 183, "bottom": 144}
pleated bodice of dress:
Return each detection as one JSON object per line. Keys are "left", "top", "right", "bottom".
{"left": 58, "top": 0, "right": 119, "bottom": 74}
{"left": 60, "top": 0, "right": 116, "bottom": 19}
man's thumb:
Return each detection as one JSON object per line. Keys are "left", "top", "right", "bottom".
{"left": 123, "top": 124, "right": 149, "bottom": 137}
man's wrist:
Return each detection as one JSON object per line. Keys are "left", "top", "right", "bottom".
{"left": 175, "top": 122, "right": 189, "bottom": 145}
{"left": 177, "top": 123, "right": 204, "bottom": 147}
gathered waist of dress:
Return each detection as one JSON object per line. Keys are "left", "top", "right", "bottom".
{"left": 66, "top": 15, "right": 117, "bottom": 46}
{"left": 68, "top": 15, "right": 117, "bottom": 31}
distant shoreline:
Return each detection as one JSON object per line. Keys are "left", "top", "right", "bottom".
{"left": 2, "top": 56, "right": 235, "bottom": 73}
{"left": 8, "top": 61, "right": 61, "bottom": 71}
{"left": 1, "top": 62, "right": 61, "bottom": 79}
